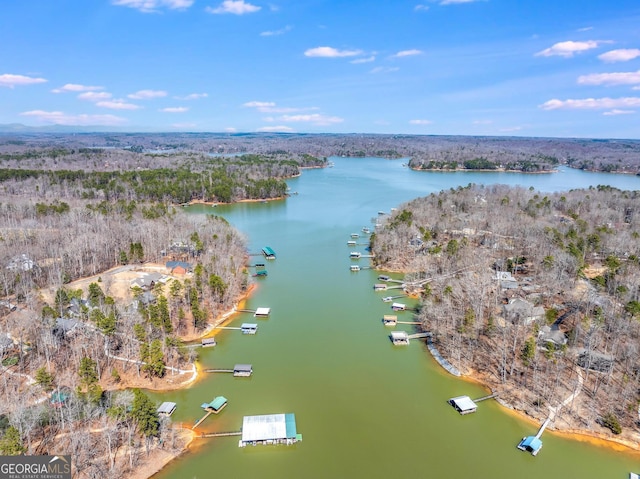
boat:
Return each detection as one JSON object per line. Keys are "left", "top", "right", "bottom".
{"left": 382, "top": 296, "right": 393, "bottom": 302}
{"left": 362, "top": 227, "right": 370, "bottom": 234}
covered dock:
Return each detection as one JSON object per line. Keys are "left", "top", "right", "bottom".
{"left": 239, "top": 413, "right": 302, "bottom": 447}
{"left": 262, "top": 246, "right": 276, "bottom": 259}
{"left": 201, "top": 338, "right": 216, "bottom": 347}
{"left": 202, "top": 396, "right": 228, "bottom": 414}
{"left": 234, "top": 364, "right": 253, "bottom": 377}
{"left": 448, "top": 396, "right": 477, "bottom": 415}
{"left": 241, "top": 323, "right": 258, "bottom": 334}
{"left": 390, "top": 331, "right": 410, "bottom": 345}
{"left": 374, "top": 283, "right": 387, "bottom": 291}
{"left": 254, "top": 307, "right": 271, "bottom": 318}
{"left": 517, "top": 436, "right": 543, "bottom": 456}
{"left": 383, "top": 315, "right": 397, "bottom": 326}
{"left": 157, "top": 402, "right": 177, "bottom": 417}
{"left": 391, "top": 302, "right": 407, "bottom": 311}
{"left": 350, "top": 265, "right": 360, "bottom": 271}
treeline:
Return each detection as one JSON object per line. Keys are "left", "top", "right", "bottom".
{"left": 0, "top": 152, "right": 320, "bottom": 203}
{"left": 372, "top": 184, "right": 640, "bottom": 440}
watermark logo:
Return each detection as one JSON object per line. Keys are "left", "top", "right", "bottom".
{"left": 0, "top": 455, "right": 71, "bottom": 479}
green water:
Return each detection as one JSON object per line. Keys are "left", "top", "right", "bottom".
{"left": 153, "top": 158, "right": 640, "bottom": 478}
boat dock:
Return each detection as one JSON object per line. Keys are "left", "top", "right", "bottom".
{"left": 517, "top": 418, "right": 550, "bottom": 456}
{"left": 204, "top": 364, "right": 253, "bottom": 377}
{"left": 448, "top": 392, "right": 498, "bottom": 415}
{"left": 262, "top": 246, "right": 276, "bottom": 259}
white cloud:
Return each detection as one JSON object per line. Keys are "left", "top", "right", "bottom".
{"left": 351, "top": 56, "right": 377, "bottom": 65}
{"left": 578, "top": 70, "right": 640, "bottom": 86}
{"left": 598, "top": 49, "right": 640, "bottom": 63}
{"left": 52, "top": 83, "right": 104, "bottom": 93}
{"left": 278, "top": 114, "right": 343, "bottom": 125}
{"left": 535, "top": 40, "right": 604, "bottom": 58}
{"left": 205, "top": 0, "right": 261, "bottom": 14}
{"left": 499, "top": 126, "right": 523, "bottom": 132}
{"left": 409, "top": 119, "right": 432, "bottom": 125}
{"left": 393, "top": 49, "right": 423, "bottom": 58}
{"left": 414, "top": 4, "right": 429, "bottom": 11}
{"left": 224, "top": 127, "right": 237, "bottom": 132}
{"left": 128, "top": 89, "right": 167, "bottom": 99}
{"left": 244, "top": 101, "right": 276, "bottom": 108}
{"left": 577, "top": 26, "right": 593, "bottom": 32}
{"left": 440, "top": 0, "right": 480, "bottom": 4}
{"left": 540, "top": 97, "right": 640, "bottom": 110}
{"left": 472, "top": 119, "right": 493, "bottom": 125}
{"left": 304, "top": 46, "right": 362, "bottom": 58}
{"left": 257, "top": 125, "right": 295, "bottom": 132}
{"left": 603, "top": 109, "right": 635, "bottom": 116}
{"left": 351, "top": 56, "right": 376, "bottom": 64}
{"left": 370, "top": 66, "right": 400, "bottom": 74}
{"left": 174, "top": 92, "right": 208, "bottom": 100}
{"left": 634, "top": 86, "right": 640, "bottom": 91}
{"left": 0, "top": 73, "right": 47, "bottom": 88}
{"left": 260, "top": 25, "right": 292, "bottom": 36}
{"left": 20, "top": 110, "right": 126, "bottom": 126}
{"left": 78, "top": 91, "right": 113, "bottom": 101}
{"left": 172, "top": 122, "right": 197, "bottom": 128}
{"left": 160, "top": 106, "right": 189, "bottom": 112}
{"left": 111, "top": 0, "right": 194, "bottom": 13}
{"left": 96, "top": 100, "right": 141, "bottom": 110}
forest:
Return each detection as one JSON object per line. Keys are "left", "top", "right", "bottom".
{"left": 371, "top": 184, "right": 640, "bottom": 444}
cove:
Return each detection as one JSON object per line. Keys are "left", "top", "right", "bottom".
{"left": 152, "top": 158, "right": 640, "bottom": 479}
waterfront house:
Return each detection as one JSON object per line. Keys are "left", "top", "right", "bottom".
{"left": 504, "top": 298, "right": 544, "bottom": 324}
{"left": 239, "top": 413, "right": 301, "bottom": 447}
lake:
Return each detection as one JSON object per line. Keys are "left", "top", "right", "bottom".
{"left": 153, "top": 158, "right": 640, "bottom": 478}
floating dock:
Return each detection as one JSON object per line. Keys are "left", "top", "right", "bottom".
{"left": 193, "top": 396, "right": 228, "bottom": 429}
{"left": 241, "top": 323, "right": 258, "bottom": 334}
{"left": 201, "top": 338, "right": 216, "bottom": 347}
{"left": 347, "top": 240, "right": 357, "bottom": 246}
{"left": 517, "top": 418, "right": 550, "bottom": 456}
{"left": 239, "top": 413, "right": 302, "bottom": 447}
{"left": 390, "top": 331, "right": 410, "bottom": 345}
{"left": 383, "top": 315, "right": 398, "bottom": 326}
{"left": 254, "top": 307, "right": 271, "bottom": 318}
{"left": 391, "top": 302, "right": 407, "bottom": 311}
{"left": 350, "top": 265, "right": 360, "bottom": 272}
{"left": 253, "top": 269, "right": 268, "bottom": 277}
{"left": 374, "top": 283, "right": 387, "bottom": 291}
{"left": 448, "top": 396, "right": 477, "bottom": 415}
{"left": 204, "top": 364, "right": 253, "bottom": 377}
{"left": 262, "top": 246, "right": 276, "bottom": 259}
{"left": 157, "top": 402, "right": 177, "bottom": 417}
{"left": 350, "top": 251, "right": 361, "bottom": 259}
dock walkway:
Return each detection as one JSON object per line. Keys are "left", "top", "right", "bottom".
{"left": 200, "top": 431, "right": 242, "bottom": 438}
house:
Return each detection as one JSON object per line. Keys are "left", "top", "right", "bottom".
{"left": 504, "top": 298, "right": 544, "bottom": 324}
{"left": 6, "top": 254, "right": 36, "bottom": 272}
{"left": 577, "top": 349, "right": 614, "bottom": 373}
{"left": 53, "top": 317, "right": 82, "bottom": 337}
{"left": 0, "top": 333, "right": 14, "bottom": 354}
{"left": 166, "top": 261, "right": 193, "bottom": 275}
{"left": 130, "top": 272, "right": 166, "bottom": 291}
{"left": 494, "top": 271, "right": 518, "bottom": 290}
{"left": 538, "top": 325, "right": 567, "bottom": 347}
{"left": 239, "top": 413, "right": 301, "bottom": 447}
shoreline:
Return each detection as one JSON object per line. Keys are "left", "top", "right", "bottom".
{"left": 409, "top": 166, "right": 557, "bottom": 174}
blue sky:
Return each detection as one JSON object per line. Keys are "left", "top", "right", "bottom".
{"left": 1, "top": 0, "right": 640, "bottom": 138}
